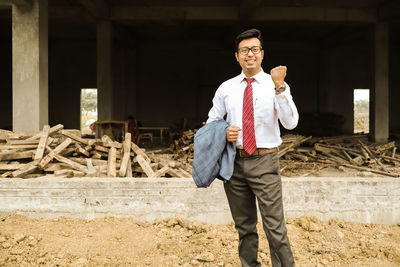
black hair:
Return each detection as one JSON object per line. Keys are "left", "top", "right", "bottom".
{"left": 235, "top": 29, "right": 263, "bottom": 52}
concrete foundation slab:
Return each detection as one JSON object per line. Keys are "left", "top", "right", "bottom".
{"left": 0, "top": 177, "right": 399, "bottom": 225}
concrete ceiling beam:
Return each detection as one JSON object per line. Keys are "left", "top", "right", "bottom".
{"left": 0, "top": 0, "right": 11, "bottom": 6}
{"left": 78, "top": 0, "right": 109, "bottom": 19}
{"left": 239, "top": 0, "right": 262, "bottom": 20}
{"left": 108, "top": 6, "right": 376, "bottom": 22}
{"left": 12, "top": 0, "right": 32, "bottom": 7}
{"left": 48, "top": 6, "right": 377, "bottom": 23}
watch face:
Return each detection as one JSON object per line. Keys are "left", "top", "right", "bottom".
{"left": 276, "top": 86, "right": 286, "bottom": 94}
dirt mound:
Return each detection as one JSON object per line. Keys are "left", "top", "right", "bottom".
{"left": 0, "top": 214, "right": 399, "bottom": 266}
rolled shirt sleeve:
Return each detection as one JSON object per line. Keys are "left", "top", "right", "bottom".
{"left": 274, "top": 83, "right": 299, "bottom": 130}
{"left": 207, "top": 87, "right": 226, "bottom": 124}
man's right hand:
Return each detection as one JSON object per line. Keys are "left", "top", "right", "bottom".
{"left": 226, "top": 125, "right": 241, "bottom": 142}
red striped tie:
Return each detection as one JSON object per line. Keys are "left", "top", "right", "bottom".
{"left": 243, "top": 78, "right": 256, "bottom": 155}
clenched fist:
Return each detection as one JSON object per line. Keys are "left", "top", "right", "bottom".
{"left": 226, "top": 125, "right": 241, "bottom": 142}
{"left": 270, "top": 65, "right": 287, "bottom": 88}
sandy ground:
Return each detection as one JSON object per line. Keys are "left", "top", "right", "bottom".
{"left": 0, "top": 214, "right": 399, "bottom": 267}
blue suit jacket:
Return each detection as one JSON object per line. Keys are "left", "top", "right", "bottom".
{"left": 192, "top": 120, "right": 236, "bottom": 187}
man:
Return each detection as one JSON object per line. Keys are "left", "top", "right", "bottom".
{"left": 207, "top": 29, "right": 298, "bottom": 267}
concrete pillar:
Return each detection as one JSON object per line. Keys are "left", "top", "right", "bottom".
{"left": 12, "top": 0, "right": 48, "bottom": 131}
{"left": 372, "top": 22, "right": 389, "bottom": 143}
{"left": 97, "top": 20, "right": 113, "bottom": 121}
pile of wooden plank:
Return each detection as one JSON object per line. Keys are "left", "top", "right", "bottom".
{"left": 2, "top": 125, "right": 399, "bottom": 178}
{"left": 279, "top": 134, "right": 400, "bottom": 177}
{"left": 168, "top": 129, "right": 195, "bottom": 164}
{"left": 0, "top": 125, "right": 192, "bottom": 179}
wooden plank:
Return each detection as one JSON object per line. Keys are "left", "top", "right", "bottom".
{"left": 54, "top": 169, "right": 74, "bottom": 178}
{"left": 0, "top": 150, "right": 35, "bottom": 161}
{"left": 177, "top": 167, "right": 192, "bottom": 178}
{"left": 101, "top": 135, "right": 122, "bottom": 149}
{"left": 34, "top": 125, "right": 50, "bottom": 160}
{"left": 375, "top": 141, "right": 395, "bottom": 153}
{"left": 6, "top": 139, "right": 40, "bottom": 145}
{"left": 91, "top": 151, "right": 103, "bottom": 159}
{"left": 381, "top": 155, "right": 400, "bottom": 163}
{"left": 59, "top": 148, "right": 76, "bottom": 157}
{"left": 60, "top": 129, "right": 89, "bottom": 145}
{"left": 53, "top": 154, "right": 88, "bottom": 173}
{"left": 278, "top": 136, "right": 312, "bottom": 157}
{"left": 149, "top": 154, "right": 179, "bottom": 168}
{"left": 107, "top": 147, "right": 117, "bottom": 177}
{"left": 314, "top": 143, "right": 360, "bottom": 153}
{"left": 0, "top": 171, "right": 12, "bottom": 178}
{"left": 43, "top": 163, "right": 71, "bottom": 172}
{"left": 125, "top": 157, "right": 133, "bottom": 177}
{"left": 26, "top": 124, "right": 64, "bottom": 141}
{"left": 118, "top": 133, "right": 132, "bottom": 177}
{"left": 94, "top": 145, "right": 109, "bottom": 153}
{"left": 0, "top": 164, "right": 24, "bottom": 170}
{"left": 5, "top": 131, "right": 39, "bottom": 140}
{"left": 341, "top": 163, "right": 399, "bottom": 177}
{"left": 38, "top": 138, "right": 72, "bottom": 169}
{"left": 167, "top": 168, "right": 185, "bottom": 178}
{"left": 136, "top": 155, "right": 155, "bottom": 177}
{"left": 70, "top": 157, "right": 111, "bottom": 166}
{"left": 358, "top": 140, "right": 387, "bottom": 171}
{"left": 75, "top": 143, "right": 90, "bottom": 157}
{"left": 131, "top": 142, "right": 151, "bottom": 163}
{"left": 12, "top": 160, "right": 40, "bottom": 178}
{"left": 153, "top": 164, "right": 170, "bottom": 177}
{"left": 0, "top": 144, "right": 38, "bottom": 150}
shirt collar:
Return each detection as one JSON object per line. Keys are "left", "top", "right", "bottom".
{"left": 239, "top": 68, "right": 264, "bottom": 84}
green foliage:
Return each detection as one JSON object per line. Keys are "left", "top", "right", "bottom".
{"left": 354, "top": 99, "right": 369, "bottom": 114}
{"left": 81, "top": 90, "right": 97, "bottom": 114}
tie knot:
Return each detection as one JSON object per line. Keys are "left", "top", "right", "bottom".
{"left": 245, "top": 78, "right": 255, "bottom": 85}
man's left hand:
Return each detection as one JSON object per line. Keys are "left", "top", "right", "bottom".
{"left": 270, "top": 65, "right": 287, "bottom": 88}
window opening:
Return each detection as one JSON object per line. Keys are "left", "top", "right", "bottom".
{"left": 353, "top": 89, "right": 369, "bottom": 134}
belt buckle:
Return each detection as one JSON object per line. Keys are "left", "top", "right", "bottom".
{"left": 239, "top": 149, "right": 247, "bottom": 157}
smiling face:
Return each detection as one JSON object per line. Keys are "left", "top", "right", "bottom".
{"left": 235, "top": 37, "right": 264, "bottom": 77}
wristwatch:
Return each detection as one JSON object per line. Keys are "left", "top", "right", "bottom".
{"left": 275, "top": 85, "right": 286, "bottom": 95}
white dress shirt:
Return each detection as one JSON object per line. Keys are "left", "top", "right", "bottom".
{"left": 207, "top": 69, "right": 299, "bottom": 149}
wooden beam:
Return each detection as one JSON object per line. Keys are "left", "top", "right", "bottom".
{"left": 34, "top": 125, "right": 50, "bottom": 161}
{"left": 78, "top": 0, "right": 109, "bottom": 19}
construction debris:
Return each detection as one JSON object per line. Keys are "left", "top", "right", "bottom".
{"left": 1, "top": 125, "right": 399, "bottom": 178}
{"left": 0, "top": 125, "right": 192, "bottom": 179}
{"left": 279, "top": 134, "right": 400, "bottom": 177}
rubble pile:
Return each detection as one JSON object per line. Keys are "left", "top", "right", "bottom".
{"left": 279, "top": 134, "right": 400, "bottom": 177}
{"left": 0, "top": 125, "right": 192, "bottom": 179}
{"left": 1, "top": 125, "right": 399, "bottom": 178}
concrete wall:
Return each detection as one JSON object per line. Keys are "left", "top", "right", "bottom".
{"left": 0, "top": 177, "right": 398, "bottom": 225}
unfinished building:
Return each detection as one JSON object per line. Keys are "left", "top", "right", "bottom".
{"left": 0, "top": 0, "right": 399, "bottom": 143}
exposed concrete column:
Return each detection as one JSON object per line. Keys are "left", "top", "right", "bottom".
{"left": 372, "top": 22, "right": 389, "bottom": 143}
{"left": 12, "top": 0, "right": 48, "bottom": 131}
{"left": 97, "top": 20, "right": 113, "bottom": 121}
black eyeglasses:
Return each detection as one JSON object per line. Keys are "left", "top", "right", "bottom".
{"left": 238, "top": 46, "right": 263, "bottom": 55}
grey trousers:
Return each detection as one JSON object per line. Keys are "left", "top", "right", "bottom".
{"left": 223, "top": 152, "right": 295, "bottom": 267}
